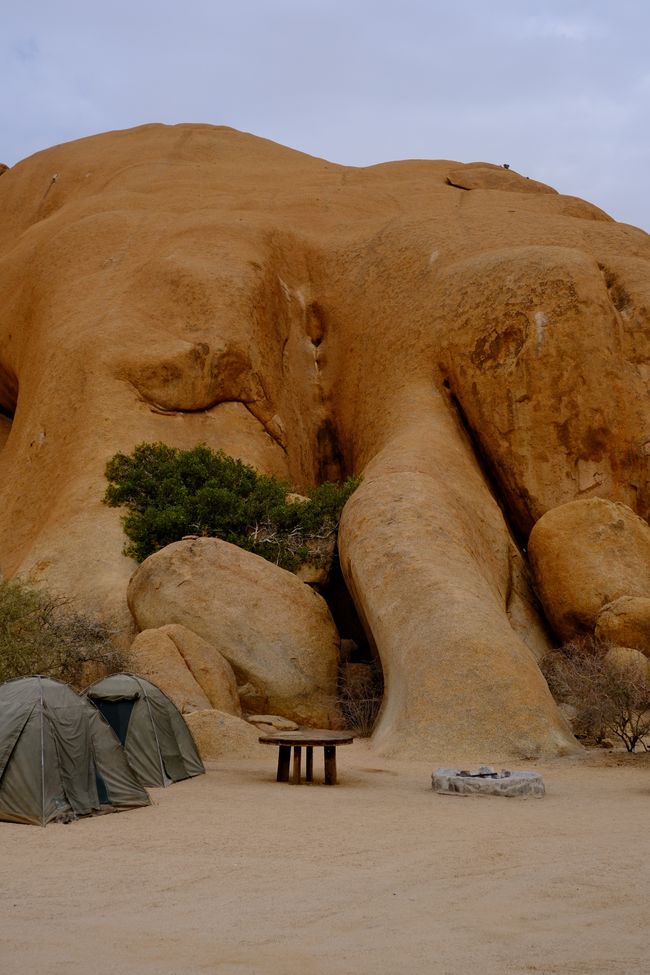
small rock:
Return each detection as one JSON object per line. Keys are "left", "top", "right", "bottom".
{"left": 184, "top": 709, "right": 266, "bottom": 759}
{"left": 246, "top": 714, "right": 300, "bottom": 731}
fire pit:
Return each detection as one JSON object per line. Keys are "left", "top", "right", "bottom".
{"left": 432, "top": 765, "right": 545, "bottom": 798}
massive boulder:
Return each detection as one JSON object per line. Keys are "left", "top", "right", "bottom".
{"left": 1, "top": 124, "right": 649, "bottom": 755}
{"left": 529, "top": 499, "right": 650, "bottom": 642}
{"left": 339, "top": 440, "right": 572, "bottom": 757}
{"left": 127, "top": 537, "right": 340, "bottom": 726}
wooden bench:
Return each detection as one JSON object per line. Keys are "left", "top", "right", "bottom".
{"left": 259, "top": 729, "right": 354, "bottom": 785}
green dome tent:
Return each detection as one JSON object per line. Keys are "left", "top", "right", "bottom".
{"left": 84, "top": 674, "right": 205, "bottom": 787}
{"left": 0, "top": 676, "right": 150, "bottom": 826}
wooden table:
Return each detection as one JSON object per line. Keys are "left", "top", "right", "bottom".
{"left": 259, "top": 729, "right": 354, "bottom": 785}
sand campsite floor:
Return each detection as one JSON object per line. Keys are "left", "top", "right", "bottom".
{"left": 1, "top": 742, "right": 648, "bottom": 975}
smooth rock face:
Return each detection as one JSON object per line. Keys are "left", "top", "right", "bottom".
{"left": 130, "top": 628, "right": 211, "bottom": 713}
{"left": 529, "top": 499, "right": 650, "bottom": 642}
{"left": 595, "top": 597, "right": 650, "bottom": 656}
{"left": 1, "top": 124, "right": 650, "bottom": 756}
{"left": 128, "top": 538, "right": 339, "bottom": 726}
{"left": 130, "top": 624, "right": 242, "bottom": 715}
{"left": 339, "top": 454, "right": 573, "bottom": 757}
{"left": 158, "top": 624, "right": 242, "bottom": 716}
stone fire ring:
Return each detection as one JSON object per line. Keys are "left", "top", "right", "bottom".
{"left": 432, "top": 768, "right": 545, "bottom": 798}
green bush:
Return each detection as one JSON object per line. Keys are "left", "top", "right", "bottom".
{"left": 103, "top": 442, "right": 360, "bottom": 570}
{"left": 0, "top": 579, "right": 128, "bottom": 687}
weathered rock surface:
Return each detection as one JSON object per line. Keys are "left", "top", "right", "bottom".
{"left": 603, "top": 645, "right": 650, "bottom": 680}
{"left": 339, "top": 438, "right": 574, "bottom": 757}
{"left": 130, "top": 628, "right": 212, "bottom": 712}
{"left": 160, "top": 624, "right": 242, "bottom": 715}
{"left": 130, "top": 623, "right": 242, "bottom": 714}
{"left": 446, "top": 164, "right": 556, "bottom": 195}
{"left": 184, "top": 709, "right": 266, "bottom": 760}
{"left": 1, "top": 124, "right": 650, "bottom": 756}
{"left": 529, "top": 499, "right": 650, "bottom": 642}
{"left": 595, "top": 597, "right": 650, "bottom": 656}
{"left": 128, "top": 537, "right": 339, "bottom": 726}
{"left": 245, "top": 715, "right": 300, "bottom": 731}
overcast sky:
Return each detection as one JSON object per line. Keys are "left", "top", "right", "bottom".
{"left": 3, "top": 1, "right": 650, "bottom": 230}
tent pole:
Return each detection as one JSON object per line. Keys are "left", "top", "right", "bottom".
{"left": 39, "top": 676, "right": 46, "bottom": 827}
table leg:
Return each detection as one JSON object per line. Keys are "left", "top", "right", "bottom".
{"left": 291, "top": 746, "right": 302, "bottom": 784}
{"left": 277, "top": 745, "right": 291, "bottom": 782}
{"left": 305, "top": 747, "right": 314, "bottom": 783}
{"left": 324, "top": 745, "right": 337, "bottom": 785}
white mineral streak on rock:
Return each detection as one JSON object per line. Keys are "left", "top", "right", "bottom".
{"left": 534, "top": 309, "right": 548, "bottom": 352}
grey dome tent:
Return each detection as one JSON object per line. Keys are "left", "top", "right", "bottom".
{"left": 84, "top": 673, "right": 205, "bottom": 787}
{"left": 0, "top": 676, "right": 150, "bottom": 826}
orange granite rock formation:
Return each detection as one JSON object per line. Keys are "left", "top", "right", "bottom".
{"left": 1, "top": 123, "right": 649, "bottom": 754}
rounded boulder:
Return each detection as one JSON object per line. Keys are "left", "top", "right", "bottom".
{"left": 127, "top": 537, "right": 339, "bottom": 726}
{"left": 529, "top": 499, "right": 650, "bottom": 641}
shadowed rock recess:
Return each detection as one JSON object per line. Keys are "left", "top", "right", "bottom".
{"left": 1, "top": 123, "right": 649, "bottom": 756}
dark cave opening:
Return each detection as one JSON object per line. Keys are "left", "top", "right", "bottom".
{"left": 0, "top": 364, "right": 18, "bottom": 452}
{"left": 319, "top": 557, "right": 384, "bottom": 736}
{"left": 315, "top": 417, "right": 347, "bottom": 484}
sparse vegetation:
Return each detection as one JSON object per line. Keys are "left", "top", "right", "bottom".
{"left": 103, "top": 442, "right": 360, "bottom": 570}
{"left": 542, "top": 636, "right": 650, "bottom": 752}
{"left": 337, "top": 661, "right": 384, "bottom": 737}
{"left": 0, "top": 579, "right": 128, "bottom": 687}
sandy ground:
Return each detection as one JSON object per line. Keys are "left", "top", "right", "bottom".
{"left": 1, "top": 742, "right": 649, "bottom": 975}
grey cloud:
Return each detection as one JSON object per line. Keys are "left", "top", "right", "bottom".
{"left": 1, "top": 0, "right": 649, "bottom": 230}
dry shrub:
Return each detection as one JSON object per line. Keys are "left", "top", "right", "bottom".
{"left": 0, "top": 579, "right": 129, "bottom": 688}
{"left": 337, "top": 661, "right": 384, "bottom": 737}
{"left": 541, "top": 635, "right": 650, "bottom": 752}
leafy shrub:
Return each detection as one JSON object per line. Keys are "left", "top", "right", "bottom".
{"left": 542, "top": 636, "right": 650, "bottom": 752}
{"left": 103, "top": 442, "right": 360, "bottom": 570}
{"left": 0, "top": 579, "right": 128, "bottom": 687}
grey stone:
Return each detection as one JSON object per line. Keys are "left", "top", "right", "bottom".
{"left": 432, "top": 768, "right": 545, "bottom": 798}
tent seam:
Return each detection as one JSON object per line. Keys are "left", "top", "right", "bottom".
{"left": 132, "top": 675, "right": 167, "bottom": 787}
